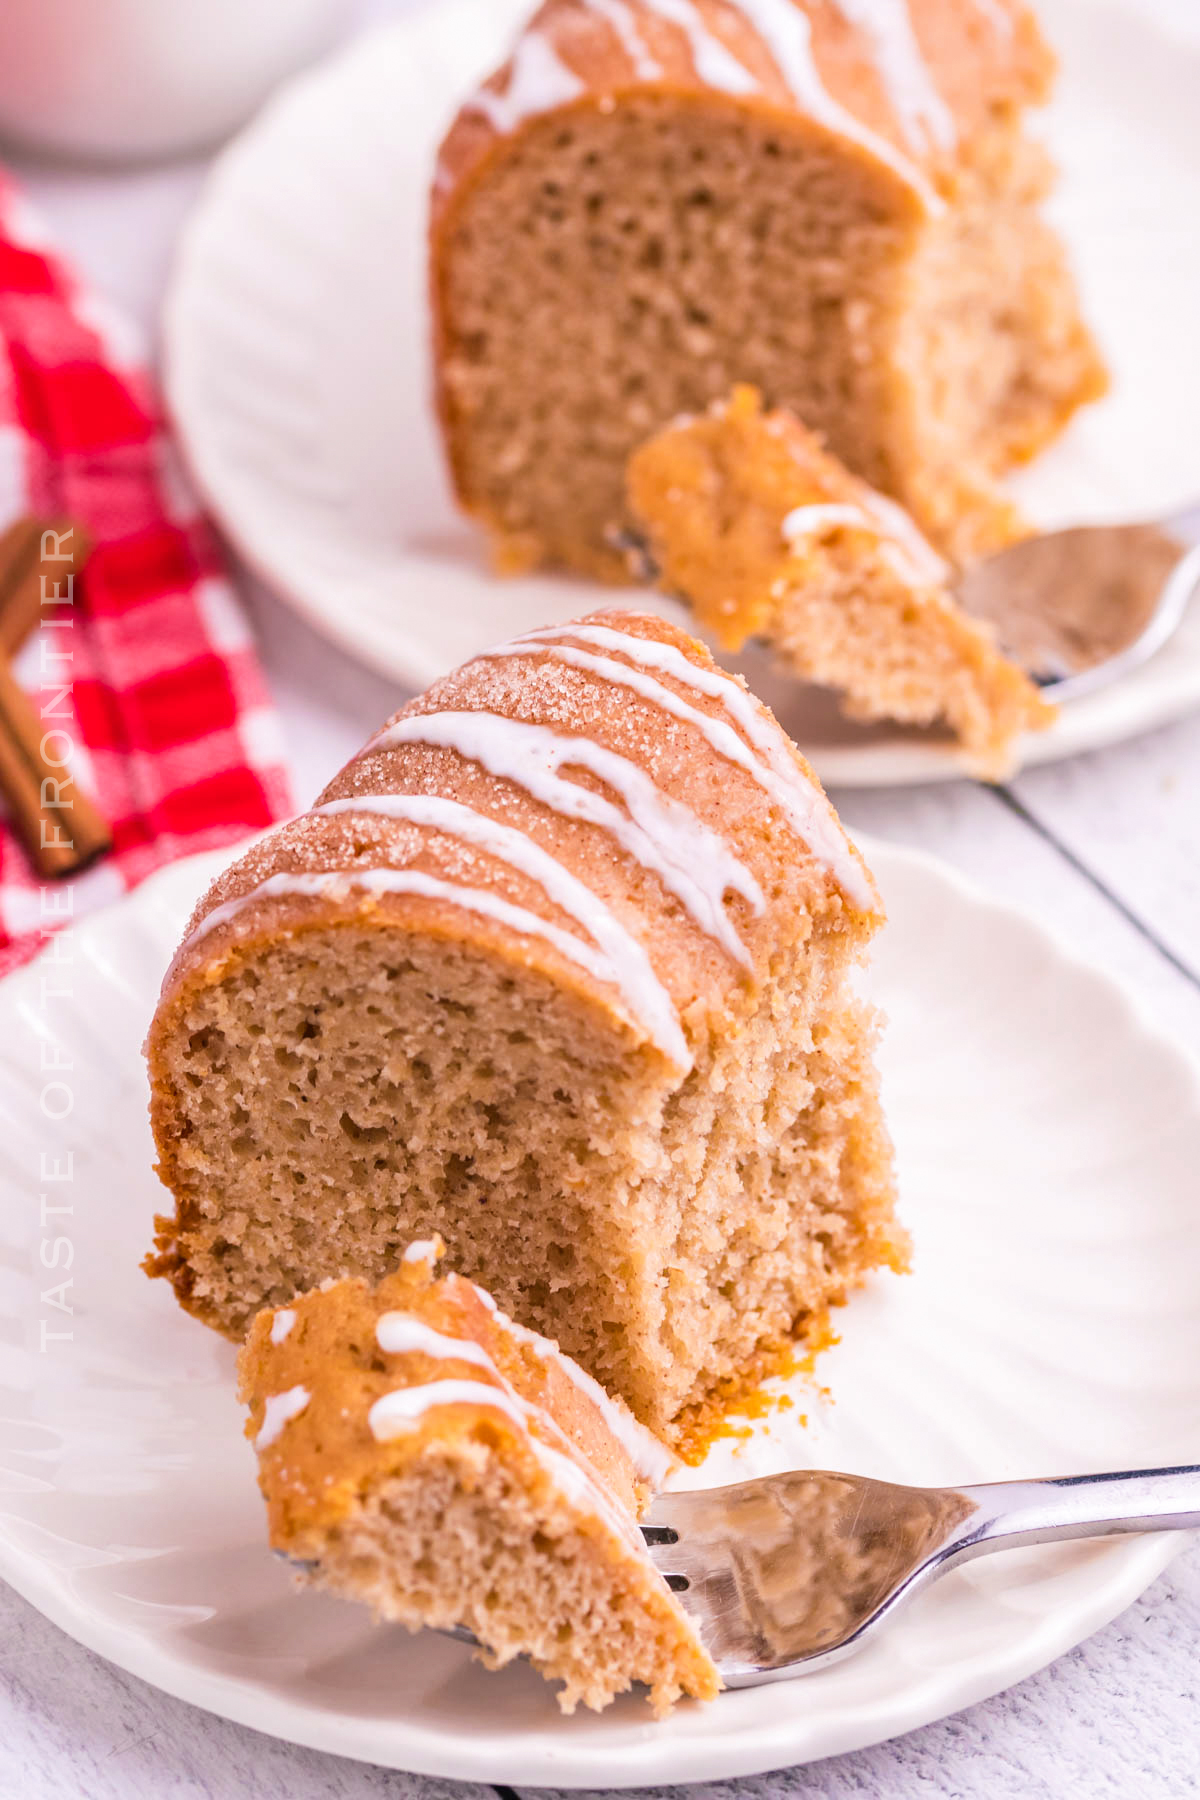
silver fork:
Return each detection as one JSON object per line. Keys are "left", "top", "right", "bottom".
{"left": 620, "top": 503, "right": 1200, "bottom": 706}
{"left": 951, "top": 503, "right": 1200, "bottom": 703}
{"left": 643, "top": 1463, "right": 1200, "bottom": 1686}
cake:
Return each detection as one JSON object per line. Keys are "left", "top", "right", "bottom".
{"left": 239, "top": 1240, "right": 719, "bottom": 1713}
{"left": 628, "top": 386, "right": 1055, "bottom": 776}
{"left": 430, "top": 0, "right": 1106, "bottom": 579}
{"left": 146, "top": 608, "right": 904, "bottom": 1445}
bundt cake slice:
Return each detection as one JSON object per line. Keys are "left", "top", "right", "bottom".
{"left": 239, "top": 1240, "right": 717, "bottom": 1715}
{"left": 628, "top": 386, "right": 1055, "bottom": 777}
{"left": 431, "top": 0, "right": 1106, "bottom": 578}
{"left": 146, "top": 609, "right": 903, "bottom": 1446}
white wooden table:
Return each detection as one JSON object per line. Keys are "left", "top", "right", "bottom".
{"left": 3, "top": 2, "right": 1200, "bottom": 1791}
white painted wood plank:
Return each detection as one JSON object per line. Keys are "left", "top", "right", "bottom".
{"left": 1011, "top": 711, "right": 1200, "bottom": 983}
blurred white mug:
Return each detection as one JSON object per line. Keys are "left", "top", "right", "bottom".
{"left": 0, "top": 0, "right": 353, "bottom": 163}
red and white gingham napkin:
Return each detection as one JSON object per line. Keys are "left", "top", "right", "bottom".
{"left": 0, "top": 173, "right": 293, "bottom": 977}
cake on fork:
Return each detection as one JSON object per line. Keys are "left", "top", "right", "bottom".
{"left": 238, "top": 1241, "right": 719, "bottom": 1714}
{"left": 628, "top": 386, "right": 1055, "bottom": 776}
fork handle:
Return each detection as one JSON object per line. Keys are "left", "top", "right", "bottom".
{"left": 953, "top": 1464, "right": 1200, "bottom": 1559}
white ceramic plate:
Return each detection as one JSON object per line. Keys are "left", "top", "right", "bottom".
{"left": 2, "top": 841, "right": 1199, "bottom": 1784}
{"left": 163, "top": 0, "right": 1200, "bottom": 786}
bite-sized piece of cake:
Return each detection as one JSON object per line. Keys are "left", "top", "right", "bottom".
{"left": 238, "top": 1242, "right": 719, "bottom": 1715}
{"left": 628, "top": 387, "right": 1055, "bottom": 778}
{"left": 431, "top": 0, "right": 1106, "bottom": 578}
{"left": 145, "top": 608, "right": 904, "bottom": 1446}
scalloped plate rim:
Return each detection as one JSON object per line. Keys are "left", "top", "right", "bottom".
{"left": 2, "top": 840, "right": 1198, "bottom": 1783}
{"left": 0, "top": 1518, "right": 1179, "bottom": 1786}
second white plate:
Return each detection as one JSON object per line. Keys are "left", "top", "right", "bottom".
{"left": 1, "top": 840, "right": 1199, "bottom": 1783}
{"left": 164, "top": 0, "right": 1200, "bottom": 785}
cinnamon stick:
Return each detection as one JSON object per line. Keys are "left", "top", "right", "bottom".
{"left": 0, "top": 517, "right": 90, "bottom": 655}
{"left": 0, "top": 518, "right": 109, "bottom": 878}
{"left": 0, "top": 648, "right": 111, "bottom": 877}
{"left": 0, "top": 518, "right": 44, "bottom": 654}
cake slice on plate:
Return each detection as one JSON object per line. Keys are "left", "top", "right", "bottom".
{"left": 146, "top": 609, "right": 904, "bottom": 1447}
{"left": 628, "top": 386, "right": 1055, "bottom": 777}
{"left": 430, "top": 0, "right": 1105, "bottom": 577}
{"left": 238, "top": 1240, "right": 719, "bottom": 1714}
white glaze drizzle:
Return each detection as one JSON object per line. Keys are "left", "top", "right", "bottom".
{"left": 828, "top": 0, "right": 954, "bottom": 151}
{"left": 269, "top": 1309, "right": 296, "bottom": 1346}
{"left": 256, "top": 1384, "right": 310, "bottom": 1450}
{"left": 468, "top": 1284, "right": 676, "bottom": 1487}
{"left": 723, "top": 0, "right": 940, "bottom": 202}
{"left": 402, "top": 1238, "right": 440, "bottom": 1264}
{"left": 484, "top": 633, "right": 846, "bottom": 888}
{"left": 366, "top": 1375, "right": 643, "bottom": 1546}
{"left": 639, "top": 0, "right": 758, "bottom": 92}
{"left": 585, "top": 0, "right": 663, "bottom": 78}
{"left": 783, "top": 495, "right": 948, "bottom": 587}
{"left": 369, "top": 1377, "right": 528, "bottom": 1438}
{"left": 311, "top": 793, "right": 693, "bottom": 1044}
{"left": 455, "top": 0, "right": 940, "bottom": 210}
{"left": 466, "top": 29, "right": 584, "bottom": 133}
{"left": 783, "top": 501, "right": 882, "bottom": 536}
{"left": 376, "top": 1313, "right": 498, "bottom": 1372}
{"left": 506, "top": 624, "right": 876, "bottom": 911}
{"left": 379, "top": 1282, "right": 671, "bottom": 1488}
{"left": 531, "top": 1436, "right": 643, "bottom": 1543}
{"left": 855, "top": 487, "right": 951, "bottom": 583}
{"left": 186, "top": 865, "right": 690, "bottom": 1072}
{"left": 366, "top": 713, "right": 761, "bottom": 965}
{"left": 533, "top": 1343, "right": 675, "bottom": 1487}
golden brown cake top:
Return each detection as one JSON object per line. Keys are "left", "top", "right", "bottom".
{"left": 629, "top": 384, "right": 951, "bottom": 648}
{"left": 237, "top": 1241, "right": 671, "bottom": 1550}
{"left": 154, "top": 610, "right": 880, "bottom": 1080}
{"left": 433, "top": 0, "right": 1054, "bottom": 219}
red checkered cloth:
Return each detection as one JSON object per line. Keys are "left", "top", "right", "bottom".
{"left": 0, "top": 174, "right": 293, "bottom": 978}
